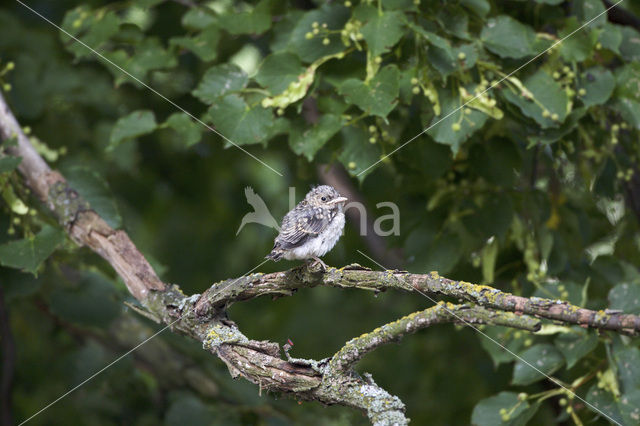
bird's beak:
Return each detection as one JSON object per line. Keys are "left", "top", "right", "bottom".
{"left": 328, "top": 196, "right": 348, "bottom": 205}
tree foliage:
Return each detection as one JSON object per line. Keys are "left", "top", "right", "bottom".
{"left": 2, "top": 0, "right": 640, "bottom": 424}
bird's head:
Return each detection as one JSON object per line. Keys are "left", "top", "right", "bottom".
{"left": 305, "top": 185, "right": 348, "bottom": 210}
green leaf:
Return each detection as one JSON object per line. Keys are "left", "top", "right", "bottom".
{"left": 559, "top": 18, "right": 595, "bottom": 62}
{"left": 288, "top": 4, "right": 350, "bottom": 63}
{"left": 471, "top": 392, "right": 530, "bottom": 426}
{"left": 338, "top": 125, "right": 381, "bottom": 182}
{"left": 255, "top": 52, "right": 305, "bottom": 95}
{"left": 0, "top": 156, "right": 21, "bottom": 174}
{"left": 48, "top": 271, "right": 122, "bottom": 328}
{"left": 170, "top": 27, "right": 220, "bottom": 62}
{"left": 481, "top": 237, "right": 498, "bottom": 284}
{"left": 615, "top": 62, "right": 640, "bottom": 102}
{"left": 614, "top": 97, "right": 640, "bottom": 129}
{"left": 192, "top": 64, "right": 248, "bottom": 105}
{"left": 502, "top": 69, "right": 568, "bottom": 128}
{"left": 598, "top": 23, "right": 623, "bottom": 53}
{"left": 554, "top": 328, "right": 598, "bottom": 369}
{"left": 60, "top": 6, "right": 120, "bottom": 59}
{"left": 219, "top": 0, "right": 273, "bottom": 35}
{"left": 181, "top": 8, "right": 216, "bottom": 31}
{"left": 437, "top": 6, "right": 470, "bottom": 40}
{"left": 619, "top": 389, "right": 640, "bottom": 426}
{"left": 65, "top": 167, "right": 123, "bottom": 228}
{"left": 512, "top": 343, "right": 564, "bottom": 385}
{"left": 289, "top": 114, "right": 343, "bottom": 161}
{"left": 360, "top": 11, "right": 405, "bottom": 57}
{"left": 481, "top": 16, "right": 537, "bottom": 59}
{"left": 108, "top": 38, "right": 178, "bottom": 86}
{"left": 573, "top": 0, "right": 606, "bottom": 27}
{"left": 527, "top": 108, "right": 587, "bottom": 145}
{"left": 0, "top": 225, "right": 65, "bottom": 275}
{"left": 109, "top": 110, "right": 157, "bottom": 150}
{"left": 619, "top": 26, "right": 640, "bottom": 62}
{"left": 613, "top": 346, "right": 640, "bottom": 392}
{"left": 578, "top": 67, "right": 615, "bottom": 107}
{"left": 461, "top": 0, "right": 490, "bottom": 17}
{"left": 208, "top": 94, "right": 273, "bottom": 145}
{"left": 585, "top": 385, "right": 623, "bottom": 424}
{"left": 339, "top": 65, "right": 399, "bottom": 118}
{"left": 608, "top": 283, "right": 640, "bottom": 314}
{"left": 428, "top": 42, "right": 478, "bottom": 78}
{"left": 426, "top": 86, "right": 488, "bottom": 153}
{"left": 164, "top": 113, "right": 202, "bottom": 148}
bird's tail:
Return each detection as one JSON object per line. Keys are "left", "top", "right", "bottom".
{"left": 265, "top": 244, "right": 283, "bottom": 261}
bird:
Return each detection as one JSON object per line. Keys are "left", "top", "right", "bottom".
{"left": 236, "top": 187, "right": 280, "bottom": 235}
{"left": 266, "top": 185, "right": 348, "bottom": 269}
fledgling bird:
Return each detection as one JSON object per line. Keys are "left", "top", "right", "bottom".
{"left": 266, "top": 185, "right": 348, "bottom": 269}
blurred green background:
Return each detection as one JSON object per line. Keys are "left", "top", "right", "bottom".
{"left": 2, "top": 0, "right": 640, "bottom": 424}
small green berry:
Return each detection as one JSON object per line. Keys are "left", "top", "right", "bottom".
{"left": 3, "top": 83, "right": 11, "bottom": 92}
{"left": 345, "top": 0, "right": 352, "bottom": 6}
{"left": 369, "top": 137, "right": 376, "bottom": 144}
{"left": 322, "top": 23, "right": 327, "bottom": 29}
{"left": 559, "top": 398, "right": 567, "bottom": 406}
{"left": 412, "top": 86, "right": 420, "bottom": 95}
{"left": 451, "top": 123, "right": 461, "bottom": 132}
{"left": 322, "top": 38, "right": 330, "bottom": 45}
{"left": 6, "top": 62, "right": 15, "bottom": 70}
{"left": 596, "top": 42, "right": 602, "bottom": 49}
{"left": 7, "top": 228, "right": 14, "bottom": 235}
{"left": 368, "top": 125, "right": 377, "bottom": 133}
{"left": 312, "top": 22, "right": 319, "bottom": 28}
{"left": 313, "top": 28, "right": 319, "bottom": 35}
{"left": 551, "top": 113, "right": 559, "bottom": 121}
{"left": 542, "top": 110, "right": 550, "bottom": 118}
{"left": 410, "top": 77, "right": 418, "bottom": 85}
{"left": 612, "top": 124, "right": 620, "bottom": 132}
{"left": 305, "top": 32, "right": 313, "bottom": 39}
{"left": 553, "top": 72, "right": 561, "bottom": 79}
{"left": 499, "top": 408, "right": 507, "bottom": 415}
{"left": 578, "top": 88, "right": 586, "bottom": 96}
{"left": 374, "top": 56, "right": 382, "bottom": 64}
{"left": 348, "top": 161, "right": 356, "bottom": 169}
{"left": 518, "top": 393, "right": 527, "bottom": 401}
{"left": 457, "top": 52, "right": 466, "bottom": 60}
{"left": 562, "top": 66, "right": 570, "bottom": 73}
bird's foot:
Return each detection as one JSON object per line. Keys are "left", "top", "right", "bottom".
{"left": 307, "top": 256, "right": 328, "bottom": 272}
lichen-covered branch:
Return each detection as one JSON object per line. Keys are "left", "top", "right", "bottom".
{"left": 2, "top": 90, "right": 640, "bottom": 425}
{"left": 194, "top": 264, "right": 640, "bottom": 335}
{"left": 327, "top": 303, "right": 541, "bottom": 374}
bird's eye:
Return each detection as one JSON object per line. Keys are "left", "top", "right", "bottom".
{"left": 321, "top": 196, "right": 327, "bottom": 201}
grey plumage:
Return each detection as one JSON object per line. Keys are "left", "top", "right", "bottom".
{"left": 266, "top": 185, "right": 347, "bottom": 262}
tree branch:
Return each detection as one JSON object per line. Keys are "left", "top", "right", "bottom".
{"left": 2, "top": 90, "right": 640, "bottom": 424}
{"left": 193, "top": 265, "right": 640, "bottom": 335}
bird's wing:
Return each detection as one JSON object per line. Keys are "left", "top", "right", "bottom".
{"left": 276, "top": 208, "right": 330, "bottom": 249}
